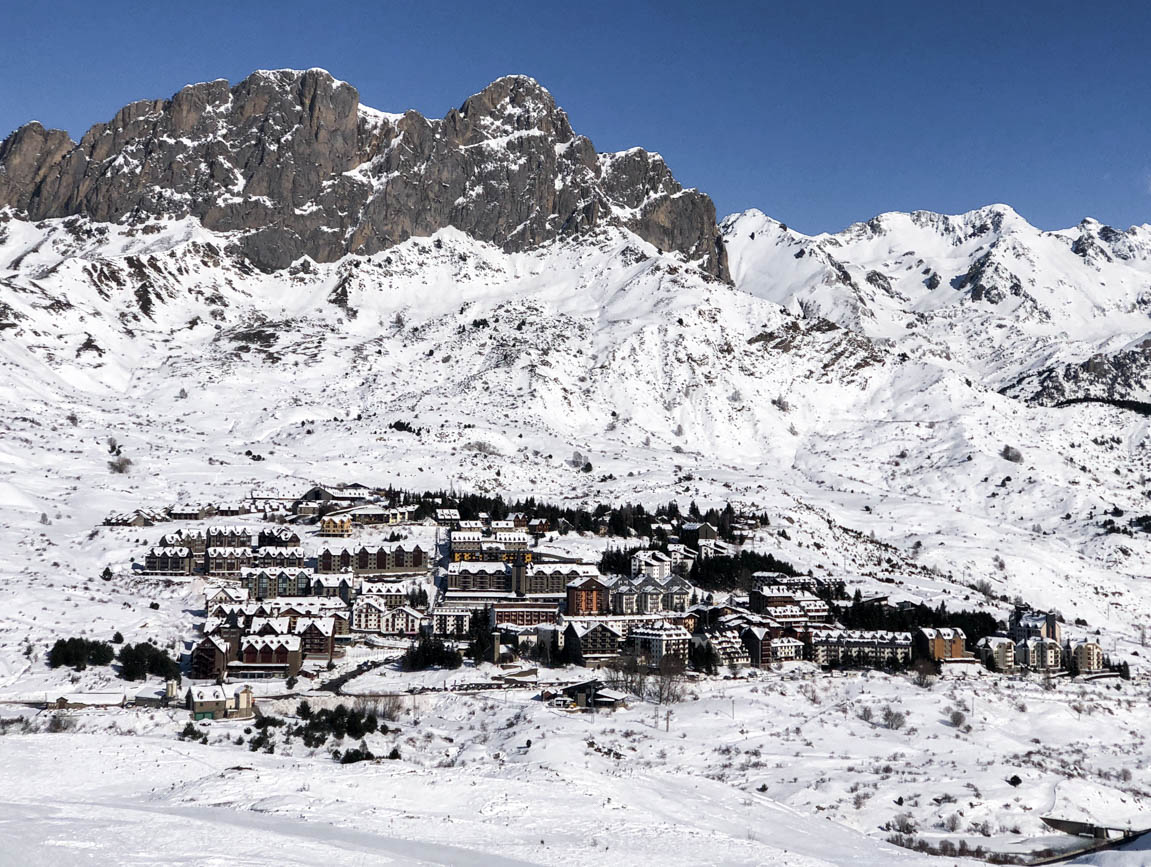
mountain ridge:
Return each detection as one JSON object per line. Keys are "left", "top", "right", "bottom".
{"left": 0, "top": 68, "right": 728, "bottom": 278}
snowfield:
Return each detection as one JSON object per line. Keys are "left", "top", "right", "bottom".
{"left": 2, "top": 203, "right": 1151, "bottom": 863}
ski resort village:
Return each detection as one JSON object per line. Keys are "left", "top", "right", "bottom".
{"left": 3, "top": 479, "right": 1145, "bottom": 865}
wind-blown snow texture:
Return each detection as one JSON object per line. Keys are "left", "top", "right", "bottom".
{"left": 2, "top": 71, "right": 1151, "bottom": 865}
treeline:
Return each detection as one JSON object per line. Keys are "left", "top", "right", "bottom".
{"left": 835, "top": 598, "right": 1001, "bottom": 646}
{"left": 377, "top": 486, "right": 766, "bottom": 543}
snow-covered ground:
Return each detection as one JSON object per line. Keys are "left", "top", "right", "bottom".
{"left": 2, "top": 662, "right": 1149, "bottom": 865}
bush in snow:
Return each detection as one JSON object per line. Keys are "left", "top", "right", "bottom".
{"left": 882, "top": 706, "right": 906, "bottom": 730}
{"left": 108, "top": 456, "right": 133, "bottom": 474}
{"left": 949, "top": 710, "right": 967, "bottom": 728}
{"left": 1000, "top": 445, "right": 1023, "bottom": 463}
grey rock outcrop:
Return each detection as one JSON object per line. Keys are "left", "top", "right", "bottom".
{"left": 0, "top": 69, "right": 728, "bottom": 278}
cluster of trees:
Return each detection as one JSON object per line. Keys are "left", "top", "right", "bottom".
{"left": 291, "top": 702, "right": 386, "bottom": 748}
{"left": 118, "top": 642, "right": 181, "bottom": 682}
{"left": 47, "top": 638, "right": 114, "bottom": 671}
{"left": 374, "top": 486, "right": 763, "bottom": 543}
{"left": 835, "top": 597, "right": 1001, "bottom": 646}
{"left": 688, "top": 550, "right": 801, "bottom": 592}
{"left": 403, "top": 636, "right": 463, "bottom": 671}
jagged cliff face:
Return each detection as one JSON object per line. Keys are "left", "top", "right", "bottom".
{"left": 0, "top": 69, "right": 727, "bottom": 277}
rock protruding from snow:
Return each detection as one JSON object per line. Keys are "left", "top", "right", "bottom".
{"left": 0, "top": 69, "right": 728, "bottom": 279}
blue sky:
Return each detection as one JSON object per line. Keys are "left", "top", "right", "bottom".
{"left": 2, "top": 1, "right": 1147, "bottom": 233}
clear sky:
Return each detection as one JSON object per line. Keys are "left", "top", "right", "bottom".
{"left": 2, "top": 1, "right": 1148, "bottom": 234}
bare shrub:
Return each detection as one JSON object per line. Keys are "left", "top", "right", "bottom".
{"left": 108, "top": 456, "right": 133, "bottom": 474}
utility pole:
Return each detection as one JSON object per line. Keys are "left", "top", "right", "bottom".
{"left": 665, "top": 710, "right": 671, "bottom": 732}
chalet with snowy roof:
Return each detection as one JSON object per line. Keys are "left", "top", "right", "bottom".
{"left": 445, "top": 560, "right": 512, "bottom": 592}
{"left": 318, "top": 515, "right": 353, "bottom": 537}
{"left": 490, "top": 520, "right": 515, "bottom": 532}
{"left": 494, "top": 531, "right": 530, "bottom": 551}
{"left": 561, "top": 613, "right": 696, "bottom": 641}
{"left": 169, "top": 503, "right": 213, "bottom": 521}
{"left": 976, "top": 635, "right": 1016, "bottom": 671}
{"left": 204, "top": 546, "right": 254, "bottom": 578}
{"left": 239, "top": 567, "right": 313, "bottom": 599}
{"left": 915, "top": 627, "right": 972, "bottom": 662}
{"left": 317, "top": 544, "right": 426, "bottom": 575}
{"left": 206, "top": 526, "right": 253, "bottom": 548}
{"left": 429, "top": 606, "right": 472, "bottom": 636}
{"left": 257, "top": 527, "right": 302, "bottom": 548}
{"left": 252, "top": 547, "right": 306, "bottom": 570}
{"left": 753, "top": 572, "right": 818, "bottom": 593}
{"left": 1009, "top": 609, "right": 1062, "bottom": 644}
{"left": 696, "top": 629, "right": 750, "bottom": 668}
{"left": 206, "top": 586, "right": 248, "bottom": 608}
{"left": 563, "top": 621, "right": 623, "bottom": 664}
{"left": 794, "top": 593, "right": 831, "bottom": 623}
{"left": 144, "top": 546, "right": 195, "bottom": 575}
{"left": 214, "top": 502, "right": 251, "bottom": 517}
{"left": 434, "top": 508, "right": 462, "bottom": 527}
{"left": 328, "top": 504, "right": 416, "bottom": 525}
{"left": 296, "top": 485, "right": 368, "bottom": 507}
{"left": 525, "top": 563, "right": 600, "bottom": 597}
{"left": 231, "top": 635, "right": 302, "bottom": 678}
{"left": 632, "top": 550, "right": 673, "bottom": 581}
{"left": 810, "top": 630, "right": 912, "bottom": 667}
{"left": 295, "top": 618, "right": 337, "bottom": 658}
{"left": 629, "top": 623, "right": 692, "bottom": 668}
{"left": 187, "top": 684, "right": 254, "bottom": 720}
{"left": 609, "top": 575, "right": 690, "bottom": 615}
{"left": 695, "top": 539, "right": 735, "bottom": 560}
{"left": 158, "top": 529, "right": 207, "bottom": 556}
{"left": 356, "top": 580, "right": 414, "bottom": 609}
{"left": 311, "top": 574, "right": 355, "bottom": 602}
{"left": 449, "top": 530, "right": 484, "bottom": 560}
{"left": 104, "top": 508, "right": 168, "bottom": 527}
{"left": 352, "top": 599, "right": 424, "bottom": 636}
{"left": 679, "top": 521, "right": 718, "bottom": 548}
{"left": 527, "top": 518, "right": 550, "bottom": 536}
{"left": 566, "top": 574, "right": 611, "bottom": 616}
{"left": 191, "top": 634, "right": 232, "bottom": 679}
{"left": 1016, "top": 636, "right": 1061, "bottom": 671}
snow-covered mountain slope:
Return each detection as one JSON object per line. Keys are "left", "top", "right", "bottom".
{"left": 722, "top": 206, "right": 1151, "bottom": 402}
{"left": 2, "top": 208, "right": 1151, "bottom": 660}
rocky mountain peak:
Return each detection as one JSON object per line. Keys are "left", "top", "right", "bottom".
{"left": 0, "top": 70, "right": 727, "bottom": 279}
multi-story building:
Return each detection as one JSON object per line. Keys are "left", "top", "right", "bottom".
{"left": 810, "top": 630, "right": 913, "bottom": 667}
{"left": 1068, "top": 639, "right": 1104, "bottom": 673}
{"left": 976, "top": 635, "right": 1016, "bottom": 671}
{"left": 566, "top": 575, "right": 611, "bottom": 616}
{"left": 1016, "top": 636, "right": 1062, "bottom": 670}
{"left": 1009, "top": 609, "right": 1062, "bottom": 644}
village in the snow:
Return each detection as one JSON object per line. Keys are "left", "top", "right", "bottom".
{"left": 91, "top": 481, "right": 1119, "bottom": 712}
{"left": 4, "top": 479, "right": 1148, "bottom": 864}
